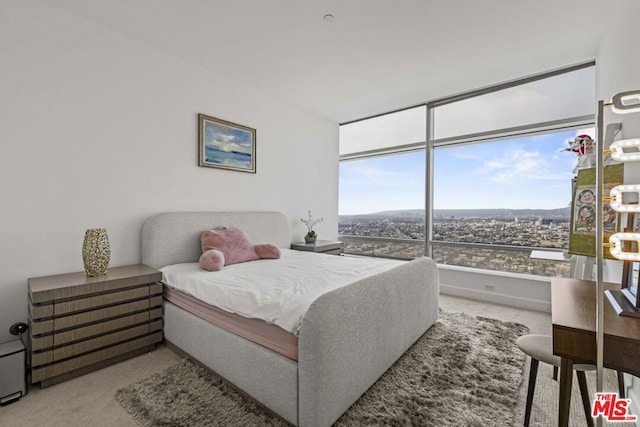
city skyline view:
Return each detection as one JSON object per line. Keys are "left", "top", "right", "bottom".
{"left": 338, "top": 213, "right": 571, "bottom": 277}
{"left": 339, "top": 128, "right": 594, "bottom": 215}
{"left": 337, "top": 67, "right": 595, "bottom": 277}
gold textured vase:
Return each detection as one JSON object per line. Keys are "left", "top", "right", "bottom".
{"left": 82, "top": 228, "right": 110, "bottom": 277}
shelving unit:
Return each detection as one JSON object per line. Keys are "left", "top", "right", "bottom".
{"left": 27, "top": 264, "right": 163, "bottom": 388}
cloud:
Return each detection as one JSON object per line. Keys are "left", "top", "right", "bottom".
{"left": 215, "top": 140, "right": 244, "bottom": 153}
{"left": 207, "top": 133, "right": 251, "bottom": 154}
{"left": 447, "top": 149, "right": 483, "bottom": 160}
{"left": 343, "top": 162, "right": 396, "bottom": 181}
{"left": 480, "top": 148, "right": 568, "bottom": 184}
{"left": 219, "top": 134, "right": 235, "bottom": 143}
{"left": 340, "top": 158, "right": 424, "bottom": 192}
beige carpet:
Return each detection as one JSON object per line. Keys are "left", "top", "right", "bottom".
{"left": 115, "top": 311, "right": 528, "bottom": 426}
{"left": 0, "top": 294, "right": 632, "bottom": 426}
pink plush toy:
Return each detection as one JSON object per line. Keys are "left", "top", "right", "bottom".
{"left": 199, "top": 226, "right": 281, "bottom": 271}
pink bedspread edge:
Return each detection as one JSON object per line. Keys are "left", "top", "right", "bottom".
{"left": 163, "top": 285, "right": 299, "bottom": 361}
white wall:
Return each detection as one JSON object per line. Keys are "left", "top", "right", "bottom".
{"left": 439, "top": 265, "right": 551, "bottom": 312}
{"left": 596, "top": 0, "right": 640, "bottom": 419}
{"left": 0, "top": 1, "right": 338, "bottom": 344}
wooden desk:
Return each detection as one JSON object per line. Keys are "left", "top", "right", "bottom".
{"left": 551, "top": 277, "right": 640, "bottom": 426}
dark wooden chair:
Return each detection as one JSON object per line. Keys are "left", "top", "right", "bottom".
{"left": 516, "top": 334, "right": 601, "bottom": 427}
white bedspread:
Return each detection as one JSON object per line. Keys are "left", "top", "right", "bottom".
{"left": 160, "top": 249, "right": 403, "bottom": 334}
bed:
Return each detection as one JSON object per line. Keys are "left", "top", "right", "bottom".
{"left": 141, "top": 211, "right": 439, "bottom": 427}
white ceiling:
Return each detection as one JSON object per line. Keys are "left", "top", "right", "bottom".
{"left": 44, "top": 0, "right": 606, "bottom": 123}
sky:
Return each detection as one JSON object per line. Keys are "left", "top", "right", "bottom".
{"left": 339, "top": 128, "right": 594, "bottom": 215}
{"left": 338, "top": 66, "right": 596, "bottom": 215}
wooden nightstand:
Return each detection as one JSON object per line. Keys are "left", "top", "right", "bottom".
{"left": 27, "top": 264, "right": 163, "bottom": 388}
{"left": 291, "top": 240, "right": 343, "bottom": 255}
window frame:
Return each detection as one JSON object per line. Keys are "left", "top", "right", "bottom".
{"left": 338, "top": 61, "right": 596, "bottom": 277}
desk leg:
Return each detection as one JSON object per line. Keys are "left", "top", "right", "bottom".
{"left": 559, "top": 357, "right": 573, "bottom": 427}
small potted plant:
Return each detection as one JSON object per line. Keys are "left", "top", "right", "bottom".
{"left": 305, "top": 230, "right": 318, "bottom": 244}
{"left": 301, "top": 210, "right": 323, "bottom": 244}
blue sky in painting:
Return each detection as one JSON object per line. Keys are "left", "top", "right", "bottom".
{"left": 204, "top": 121, "right": 253, "bottom": 154}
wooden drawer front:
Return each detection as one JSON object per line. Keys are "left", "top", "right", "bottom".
{"left": 32, "top": 321, "right": 163, "bottom": 367}
{"left": 28, "top": 266, "right": 162, "bottom": 303}
{"left": 149, "top": 282, "right": 162, "bottom": 295}
{"left": 30, "top": 303, "right": 53, "bottom": 321}
{"left": 149, "top": 307, "right": 162, "bottom": 320}
{"left": 53, "top": 299, "right": 151, "bottom": 331}
{"left": 53, "top": 311, "right": 152, "bottom": 347}
{"left": 553, "top": 327, "right": 596, "bottom": 364}
{"left": 31, "top": 331, "right": 162, "bottom": 383}
{"left": 30, "top": 334, "right": 54, "bottom": 351}
{"left": 30, "top": 284, "right": 160, "bottom": 320}
{"left": 54, "top": 286, "right": 150, "bottom": 316}
{"left": 94, "top": 274, "right": 162, "bottom": 297}
{"left": 31, "top": 295, "right": 161, "bottom": 334}
{"left": 30, "top": 317, "right": 54, "bottom": 336}
{"left": 31, "top": 314, "right": 162, "bottom": 355}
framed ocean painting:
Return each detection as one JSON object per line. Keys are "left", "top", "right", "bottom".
{"left": 198, "top": 113, "right": 256, "bottom": 173}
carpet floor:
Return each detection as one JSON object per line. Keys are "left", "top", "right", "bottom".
{"left": 1, "top": 295, "right": 632, "bottom": 426}
{"left": 115, "top": 311, "right": 529, "bottom": 426}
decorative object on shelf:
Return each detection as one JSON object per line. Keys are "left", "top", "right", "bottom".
{"left": 198, "top": 113, "right": 256, "bottom": 173}
{"left": 564, "top": 134, "right": 595, "bottom": 169}
{"left": 301, "top": 210, "right": 323, "bottom": 244}
{"left": 82, "top": 228, "right": 111, "bottom": 277}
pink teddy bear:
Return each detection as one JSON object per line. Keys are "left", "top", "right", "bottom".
{"left": 199, "top": 227, "right": 280, "bottom": 271}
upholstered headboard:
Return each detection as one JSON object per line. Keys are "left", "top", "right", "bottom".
{"left": 141, "top": 211, "right": 290, "bottom": 269}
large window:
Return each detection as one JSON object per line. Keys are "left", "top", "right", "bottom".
{"left": 339, "top": 151, "right": 425, "bottom": 259}
{"left": 434, "top": 132, "right": 578, "bottom": 212}
{"left": 339, "top": 63, "right": 596, "bottom": 277}
{"left": 433, "top": 66, "right": 595, "bottom": 140}
{"left": 432, "top": 128, "right": 593, "bottom": 276}
{"left": 339, "top": 151, "right": 425, "bottom": 216}
{"left": 340, "top": 106, "right": 426, "bottom": 157}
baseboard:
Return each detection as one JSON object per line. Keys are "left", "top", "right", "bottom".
{"left": 440, "top": 283, "right": 551, "bottom": 313}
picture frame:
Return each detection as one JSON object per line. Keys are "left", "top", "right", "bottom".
{"left": 198, "top": 113, "right": 256, "bottom": 173}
